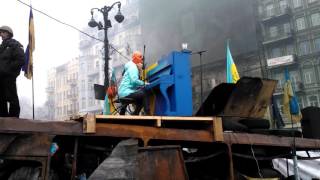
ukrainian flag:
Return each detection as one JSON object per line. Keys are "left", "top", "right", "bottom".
{"left": 282, "top": 68, "right": 302, "bottom": 123}
{"left": 226, "top": 41, "right": 240, "bottom": 83}
{"left": 24, "top": 8, "right": 35, "bottom": 79}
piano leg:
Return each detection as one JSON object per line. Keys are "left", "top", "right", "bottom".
{"left": 159, "top": 85, "right": 171, "bottom": 115}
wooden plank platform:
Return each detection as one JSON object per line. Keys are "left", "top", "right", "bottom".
{"left": 1, "top": 117, "right": 320, "bottom": 150}
{"left": 94, "top": 115, "right": 223, "bottom": 141}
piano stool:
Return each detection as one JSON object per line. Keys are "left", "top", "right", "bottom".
{"left": 113, "top": 97, "right": 137, "bottom": 115}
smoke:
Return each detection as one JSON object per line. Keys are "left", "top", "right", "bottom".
{"left": 139, "top": 0, "right": 258, "bottom": 66}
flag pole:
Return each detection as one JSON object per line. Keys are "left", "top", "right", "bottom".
{"left": 32, "top": 75, "right": 35, "bottom": 120}
{"left": 291, "top": 114, "right": 299, "bottom": 180}
{"left": 284, "top": 68, "right": 299, "bottom": 179}
{"left": 30, "top": 2, "right": 34, "bottom": 120}
{"left": 226, "top": 39, "right": 229, "bottom": 82}
{"left": 26, "top": 3, "right": 35, "bottom": 120}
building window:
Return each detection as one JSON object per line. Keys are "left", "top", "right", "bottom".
{"left": 290, "top": 71, "right": 300, "bottom": 89}
{"left": 81, "top": 80, "right": 85, "bottom": 91}
{"left": 266, "top": 3, "right": 274, "bottom": 17}
{"left": 308, "top": 0, "right": 318, "bottom": 3}
{"left": 308, "top": 95, "right": 319, "bottom": 107}
{"left": 304, "top": 69, "right": 315, "bottom": 84}
{"left": 272, "top": 47, "right": 282, "bottom": 58}
{"left": 296, "top": 17, "right": 306, "bottom": 31}
{"left": 88, "top": 98, "right": 94, "bottom": 106}
{"left": 297, "top": 97, "right": 303, "bottom": 109}
{"left": 269, "top": 26, "right": 278, "bottom": 37}
{"left": 293, "top": 0, "right": 302, "bottom": 8}
{"left": 311, "top": 13, "right": 320, "bottom": 27}
{"left": 315, "top": 38, "right": 320, "bottom": 51}
{"left": 81, "top": 98, "right": 86, "bottom": 109}
{"left": 286, "top": 44, "right": 294, "bottom": 55}
{"left": 95, "top": 61, "right": 99, "bottom": 70}
{"left": 275, "top": 73, "right": 284, "bottom": 89}
{"left": 283, "top": 23, "right": 291, "bottom": 34}
{"left": 299, "top": 41, "right": 310, "bottom": 55}
{"left": 279, "top": 0, "right": 288, "bottom": 12}
{"left": 258, "top": 6, "right": 263, "bottom": 15}
{"left": 64, "top": 106, "right": 67, "bottom": 115}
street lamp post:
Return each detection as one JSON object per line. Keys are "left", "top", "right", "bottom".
{"left": 88, "top": 1, "right": 124, "bottom": 89}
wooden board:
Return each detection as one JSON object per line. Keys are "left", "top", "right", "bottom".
{"left": 83, "top": 114, "right": 96, "bottom": 133}
{"left": 95, "top": 115, "right": 224, "bottom": 141}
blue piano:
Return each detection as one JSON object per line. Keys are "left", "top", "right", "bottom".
{"left": 145, "top": 51, "right": 192, "bottom": 116}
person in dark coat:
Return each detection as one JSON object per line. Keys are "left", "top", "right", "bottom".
{"left": 0, "top": 25, "right": 25, "bottom": 117}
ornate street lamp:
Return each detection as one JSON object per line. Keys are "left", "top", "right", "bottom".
{"left": 88, "top": 1, "right": 124, "bottom": 90}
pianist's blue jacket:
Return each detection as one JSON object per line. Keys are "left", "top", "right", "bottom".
{"left": 118, "top": 61, "right": 144, "bottom": 98}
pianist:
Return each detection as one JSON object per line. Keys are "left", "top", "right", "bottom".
{"left": 118, "top": 51, "right": 150, "bottom": 115}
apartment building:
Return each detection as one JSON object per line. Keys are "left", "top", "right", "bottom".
{"left": 46, "top": 58, "right": 79, "bottom": 120}
{"left": 78, "top": 26, "right": 104, "bottom": 114}
{"left": 258, "top": 0, "right": 320, "bottom": 121}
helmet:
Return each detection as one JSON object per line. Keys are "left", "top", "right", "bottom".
{"left": 0, "top": 26, "right": 13, "bottom": 36}
{"left": 132, "top": 51, "right": 143, "bottom": 64}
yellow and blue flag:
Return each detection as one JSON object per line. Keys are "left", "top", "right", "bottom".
{"left": 226, "top": 41, "right": 240, "bottom": 83}
{"left": 23, "top": 8, "right": 35, "bottom": 79}
{"left": 282, "top": 68, "right": 302, "bottom": 123}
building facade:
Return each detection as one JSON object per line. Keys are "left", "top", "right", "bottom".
{"left": 191, "top": 0, "right": 320, "bottom": 118}
{"left": 46, "top": 58, "right": 79, "bottom": 121}
{"left": 78, "top": 26, "right": 104, "bottom": 114}
{"left": 258, "top": 0, "right": 320, "bottom": 122}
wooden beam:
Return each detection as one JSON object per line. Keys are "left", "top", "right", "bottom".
{"left": 224, "top": 132, "right": 320, "bottom": 149}
{"left": 96, "top": 115, "right": 224, "bottom": 141}
{"left": 83, "top": 114, "right": 96, "bottom": 133}
{"left": 212, "top": 117, "right": 223, "bottom": 142}
{"left": 96, "top": 115, "right": 217, "bottom": 122}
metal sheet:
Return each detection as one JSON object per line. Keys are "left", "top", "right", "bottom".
{"left": 223, "top": 77, "right": 277, "bottom": 118}
{"left": 0, "top": 133, "right": 54, "bottom": 156}
{"left": 138, "top": 145, "right": 188, "bottom": 180}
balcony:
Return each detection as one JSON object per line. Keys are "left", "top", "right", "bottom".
{"left": 303, "top": 82, "right": 320, "bottom": 89}
{"left": 263, "top": 30, "right": 294, "bottom": 46}
{"left": 46, "top": 101, "right": 55, "bottom": 107}
{"left": 261, "top": 6, "right": 292, "bottom": 23}
{"left": 67, "top": 110, "right": 78, "bottom": 116}
{"left": 87, "top": 68, "right": 100, "bottom": 77}
{"left": 46, "top": 86, "right": 54, "bottom": 93}
{"left": 67, "top": 79, "right": 77, "bottom": 86}
{"left": 274, "top": 83, "right": 302, "bottom": 95}
{"left": 67, "top": 94, "right": 78, "bottom": 101}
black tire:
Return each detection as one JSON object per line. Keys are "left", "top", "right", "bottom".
{"left": 8, "top": 167, "right": 40, "bottom": 180}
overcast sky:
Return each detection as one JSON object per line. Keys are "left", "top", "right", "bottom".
{"left": 1, "top": 0, "right": 115, "bottom": 106}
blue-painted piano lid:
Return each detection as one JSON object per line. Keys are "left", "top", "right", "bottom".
{"left": 146, "top": 53, "right": 174, "bottom": 79}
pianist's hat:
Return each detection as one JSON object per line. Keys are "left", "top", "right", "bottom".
{"left": 132, "top": 51, "right": 143, "bottom": 64}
